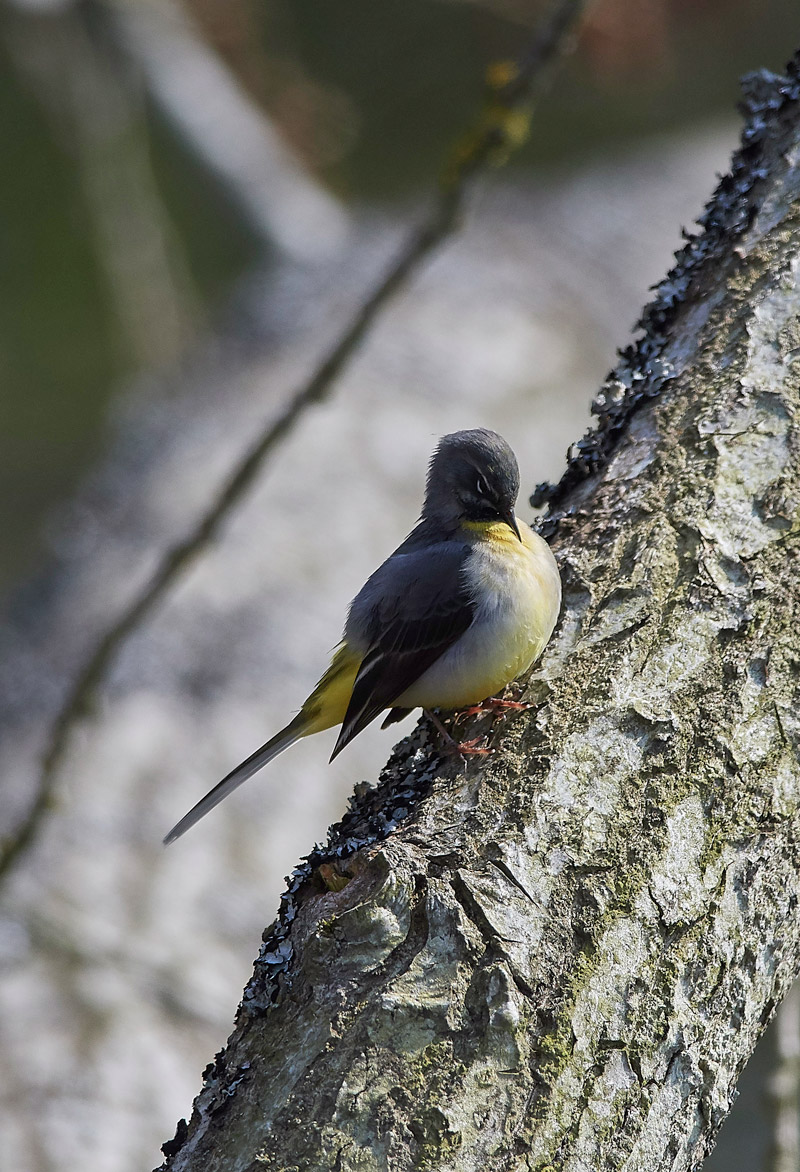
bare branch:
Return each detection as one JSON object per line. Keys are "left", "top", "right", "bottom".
{"left": 3, "top": 2, "right": 197, "bottom": 366}
{"left": 4, "top": 0, "right": 349, "bottom": 262}
{"left": 106, "top": 0, "right": 350, "bottom": 263}
{"left": 0, "top": 0, "right": 589, "bottom": 882}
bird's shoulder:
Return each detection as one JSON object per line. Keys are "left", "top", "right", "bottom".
{"left": 346, "top": 525, "right": 474, "bottom": 647}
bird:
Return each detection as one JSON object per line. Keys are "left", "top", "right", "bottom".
{"left": 164, "top": 429, "right": 561, "bottom": 844}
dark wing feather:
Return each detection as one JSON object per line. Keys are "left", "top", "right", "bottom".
{"left": 331, "top": 542, "right": 474, "bottom": 759}
{"left": 381, "top": 706, "right": 412, "bottom": 729}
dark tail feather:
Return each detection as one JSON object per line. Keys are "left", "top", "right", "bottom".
{"left": 163, "top": 717, "right": 304, "bottom": 845}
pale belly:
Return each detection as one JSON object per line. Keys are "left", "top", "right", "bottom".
{"left": 396, "top": 522, "right": 561, "bottom": 711}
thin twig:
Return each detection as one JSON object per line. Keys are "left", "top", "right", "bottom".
{"left": 0, "top": 0, "right": 589, "bottom": 883}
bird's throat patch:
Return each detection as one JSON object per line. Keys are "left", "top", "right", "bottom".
{"left": 461, "top": 519, "right": 519, "bottom": 545}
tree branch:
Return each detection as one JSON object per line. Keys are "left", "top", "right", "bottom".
{"left": 0, "top": 0, "right": 588, "bottom": 886}
{"left": 159, "top": 54, "right": 800, "bottom": 1172}
{"left": 4, "top": 1, "right": 198, "bottom": 367}
{"left": 106, "top": 0, "right": 349, "bottom": 263}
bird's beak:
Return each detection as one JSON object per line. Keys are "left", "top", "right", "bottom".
{"left": 502, "top": 509, "right": 522, "bottom": 541}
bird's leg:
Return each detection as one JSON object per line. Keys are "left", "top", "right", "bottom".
{"left": 424, "top": 709, "right": 492, "bottom": 756}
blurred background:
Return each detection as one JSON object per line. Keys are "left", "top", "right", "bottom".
{"left": 0, "top": 1, "right": 798, "bottom": 1169}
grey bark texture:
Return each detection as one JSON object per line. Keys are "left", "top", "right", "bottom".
{"left": 160, "top": 61, "right": 800, "bottom": 1172}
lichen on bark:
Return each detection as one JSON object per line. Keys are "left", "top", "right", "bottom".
{"left": 160, "top": 57, "right": 800, "bottom": 1172}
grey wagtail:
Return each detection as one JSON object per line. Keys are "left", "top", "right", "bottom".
{"left": 164, "top": 429, "right": 561, "bottom": 844}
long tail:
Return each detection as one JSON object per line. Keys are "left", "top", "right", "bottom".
{"left": 164, "top": 644, "right": 362, "bottom": 845}
{"left": 163, "top": 716, "right": 304, "bottom": 845}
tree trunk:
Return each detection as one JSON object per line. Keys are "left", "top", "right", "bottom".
{"left": 159, "top": 59, "right": 800, "bottom": 1172}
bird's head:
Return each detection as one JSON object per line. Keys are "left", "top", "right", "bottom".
{"left": 422, "top": 429, "right": 522, "bottom": 540}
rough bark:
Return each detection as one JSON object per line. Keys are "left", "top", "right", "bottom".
{"left": 160, "top": 61, "right": 800, "bottom": 1172}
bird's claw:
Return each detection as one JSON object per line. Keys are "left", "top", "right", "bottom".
{"left": 446, "top": 735, "right": 493, "bottom": 757}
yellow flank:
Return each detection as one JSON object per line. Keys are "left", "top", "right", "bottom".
{"left": 300, "top": 642, "right": 362, "bottom": 735}
{"left": 395, "top": 515, "right": 561, "bottom": 713}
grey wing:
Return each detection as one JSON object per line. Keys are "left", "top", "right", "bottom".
{"left": 331, "top": 541, "right": 475, "bottom": 759}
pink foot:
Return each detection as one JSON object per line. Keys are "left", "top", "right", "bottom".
{"left": 424, "top": 709, "right": 493, "bottom": 757}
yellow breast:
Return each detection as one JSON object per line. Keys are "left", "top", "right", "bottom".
{"left": 397, "top": 515, "right": 561, "bottom": 711}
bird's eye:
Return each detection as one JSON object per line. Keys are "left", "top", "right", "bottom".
{"left": 476, "top": 476, "right": 489, "bottom": 496}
